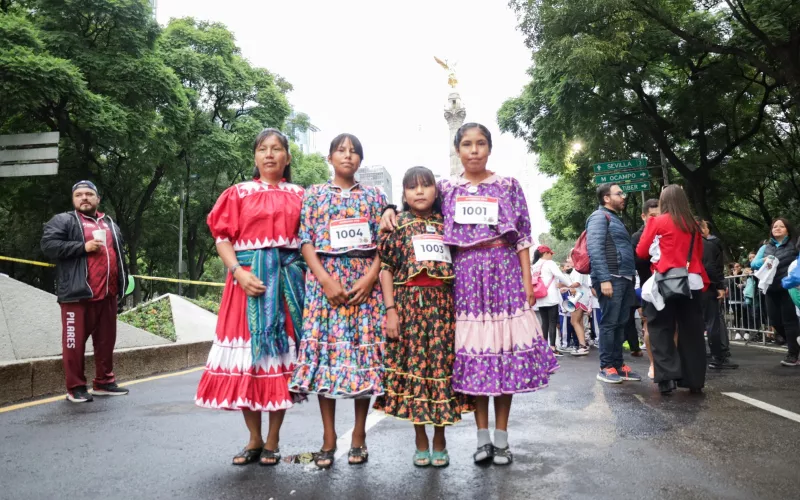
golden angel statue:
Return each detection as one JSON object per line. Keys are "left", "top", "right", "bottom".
{"left": 434, "top": 56, "right": 458, "bottom": 88}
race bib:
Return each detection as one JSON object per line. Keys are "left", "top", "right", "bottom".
{"left": 330, "top": 217, "right": 372, "bottom": 249}
{"left": 412, "top": 234, "right": 451, "bottom": 263}
{"left": 454, "top": 196, "right": 499, "bottom": 225}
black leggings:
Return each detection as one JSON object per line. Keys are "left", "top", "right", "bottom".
{"left": 539, "top": 305, "right": 559, "bottom": 347}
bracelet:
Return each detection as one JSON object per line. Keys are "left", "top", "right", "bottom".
{"left": 385, "top": 304, "right": 396, "bottom": 311}
{"left": 381, "top": 204, "right": 398, "bottom": 216}
{"left": 229, "top": 264, "right": 241, "bottom": 275}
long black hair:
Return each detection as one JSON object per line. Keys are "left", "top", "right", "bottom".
{"left": 454, "top": 122, "right": 492, "bottom": 151}
{"left": 532, "top": 248, "right": 543, "bottom": 265}
{"left": 401, "top": 166, "right": 441, "bottom": 213}
{"left": 252, "top": 128, "right": 292, "bottom": 182}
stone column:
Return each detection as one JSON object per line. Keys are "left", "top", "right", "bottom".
{"left": 444, "top": 91, "right": 466, "bottom": 177}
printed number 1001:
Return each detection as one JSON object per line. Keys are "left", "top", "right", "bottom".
{"left": 460, "top": 206, "right": 487, "bottom": 216}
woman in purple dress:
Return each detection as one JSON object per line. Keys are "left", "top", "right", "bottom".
{"left": 381, "top": 123, "right": 558, "bottom": 465}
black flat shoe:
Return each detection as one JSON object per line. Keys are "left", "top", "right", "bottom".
{"left": 689, "top": 388, "right": 703, "bottom": 394}
{"left": 658, "top": 380, "right": 676, "bottom": 394}
{"left": 232, "top": 447, "right": 261, "bottom": 466}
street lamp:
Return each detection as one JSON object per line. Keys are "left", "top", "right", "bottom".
{"left": 571, "top": 142, "right": 583, "bottom": 153}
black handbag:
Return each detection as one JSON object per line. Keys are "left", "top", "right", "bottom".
{"left": 655, "top": 231, "right": 696, "bottom": 301}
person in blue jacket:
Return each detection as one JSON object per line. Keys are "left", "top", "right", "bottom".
{"left": 751, "top": 218, "right": 800, "bottom": 366}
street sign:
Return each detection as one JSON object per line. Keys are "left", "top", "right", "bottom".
{"left": 0, "top": 132, "right": 59, "bottom": 177}
{"left": 620, "top": 181, "right": 651, "bottom": 193}
{"left": 592, "top": 158, "right": 647, "bottom": 174}
{"left": 594, "top": 169, "right": 650, "bottom": 184}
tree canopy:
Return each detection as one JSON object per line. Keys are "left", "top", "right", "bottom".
{"left": 500, "top": 0, "right": 800, "bottom": 259}
{"left": 0, "top": 0, "right": 329, "bottom": 302}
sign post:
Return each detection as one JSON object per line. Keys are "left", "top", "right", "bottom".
{"left": 0, "top": 132, "right": 59, "bottom": 177}
{"left": 592, "top": 158, "right": 652, "bottom": 194}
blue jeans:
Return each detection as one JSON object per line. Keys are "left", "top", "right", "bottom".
{"left": 594, "top": 277, "right": 636, "bottom": 369}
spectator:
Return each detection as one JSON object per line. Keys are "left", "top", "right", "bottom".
{"left": 631, "top": 198, "right": 660, "bottom": 379}
{"left": 751, "top": 218, "right": 800, "bottom": 366}
{"left": 532, "top": 246, "right": 578, "bottom": 357}
{"left": 587, "top": 183, "right": 641, "bottom": 384}
{"left": 636, "top": 185, "right": 708, "bottom": 395}
{"left": 698, "top": 219, "right": 738, "bottom": 369}
{"left": 41, "top": 180, "right": 130, "bottom": 403}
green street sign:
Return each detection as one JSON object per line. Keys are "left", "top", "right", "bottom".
{"left": 594, "top": 169, "right": 650, "bottom": 184}
{"left": 620, "top": 181, "right": 651, "bottom": 193}
{"left": 592, "top": 158, "right": 647, "bottom": 173}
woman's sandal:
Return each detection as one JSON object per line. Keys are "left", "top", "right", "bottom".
{"left": 259, "top": 447, "right": 281, "bottom": 466}
{"left": 493, "top": 446, "right": 513, "bottom": 466}
{"left": 232, "top": 447, "right": 261, "bottom": 466}
{"left": 431, "top": 449, "right": 450, "bottom": 468}
{"left": 348, "top": 445, "right": 369, "bottom": 465}
{"left": 314, "top": 448, "right": 336, "bottom": 469}
{"left": 473, "top": 443, "right": 495, "bottom": 464}
{"left": 413, "top": 449, "right": 431, "bottom": 467}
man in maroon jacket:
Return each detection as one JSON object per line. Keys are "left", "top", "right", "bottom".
{"left": 41, "top": 181, "right": 130, "bottom": 403}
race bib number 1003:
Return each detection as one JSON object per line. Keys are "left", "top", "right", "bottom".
{"left": 454, "top": 196, "right": 499, "bottom": 225}
{"left": 412, "top": 235, "right": 451, "bottom": 263}
{"left": 330, "top": 217, "right": 372, "bottom": 249}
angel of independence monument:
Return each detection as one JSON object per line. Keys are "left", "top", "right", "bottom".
{"left": 435, "top": 57, "right": 466, "bottom": 177}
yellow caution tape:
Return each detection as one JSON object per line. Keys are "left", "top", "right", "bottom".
{"left": 0, "top": 255, "right": 224, "bottom": 287}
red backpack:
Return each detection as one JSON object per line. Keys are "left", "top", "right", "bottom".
{"left": 571, "top": 212, "right": 611, "bottom": 274}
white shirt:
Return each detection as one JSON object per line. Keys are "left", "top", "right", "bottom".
{"left": 532, "top": 259, "right": 573, "bottom": 307}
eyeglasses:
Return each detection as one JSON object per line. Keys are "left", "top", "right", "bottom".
{"left": 611, "top": 191, "right": 627, "bottom": 199}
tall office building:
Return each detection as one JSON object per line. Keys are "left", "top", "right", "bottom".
{"left": 355, "top": 165, "right": 393, "bottom": 204}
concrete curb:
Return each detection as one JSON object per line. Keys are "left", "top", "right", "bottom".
{"left": 0, "top": 340, "right": 211, "bottom": 406}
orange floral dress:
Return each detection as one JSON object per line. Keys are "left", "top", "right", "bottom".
{"left": 373, "top": 212, "right": 473, "bottom": 425}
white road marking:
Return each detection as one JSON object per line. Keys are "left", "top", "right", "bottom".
{"left": 334, "top": 410, "right": 388, "bottom": 459}
{"left": 722, "top": 392, "right": 800, "bottom": 424}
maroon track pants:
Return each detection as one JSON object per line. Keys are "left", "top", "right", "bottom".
{"left": 60, "top": 295, "right": 117, "bottom": 390}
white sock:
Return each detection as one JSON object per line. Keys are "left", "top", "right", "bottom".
{"left": 477, "top": 429, "right": 491, "bottom": 447}
{"left": 494, "top": 430, "right": 508, "bottom": 449}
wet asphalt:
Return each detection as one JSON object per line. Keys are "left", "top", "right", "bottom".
{"left": 1, "top": 344, "right": 798, "bottom": 500}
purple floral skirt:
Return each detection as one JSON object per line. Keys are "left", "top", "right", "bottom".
{"left": 452, "top": 244, "right": 559, "bottom": 395}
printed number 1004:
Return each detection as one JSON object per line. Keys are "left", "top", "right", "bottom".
{"left": 334, "top": 228, "right": 364, "bottom": 239}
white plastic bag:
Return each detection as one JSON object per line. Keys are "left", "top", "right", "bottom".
{"left": 649, "top": 235, "right": 662, "bottom": 264}
{"left": 754, "top": 255, "right": 778, "bottom": 294}
{"left": 641, "top": 274, "right": 665, "bottom": 311}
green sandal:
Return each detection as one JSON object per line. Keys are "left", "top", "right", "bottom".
{"left": 431, "top": 449, "right": 450, "bottom": 468}
{"left": 413, "top": 449, "right": 431, "bottom": 467}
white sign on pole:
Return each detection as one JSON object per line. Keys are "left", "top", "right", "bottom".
{"left": 0, "top": 132, "right": 59, "bottom": 177}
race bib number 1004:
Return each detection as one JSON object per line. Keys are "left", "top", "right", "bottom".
{"left": 454, "top": 196, "right": 499, "bottom": 225}
{"left": 412, "top": 235, "right": 451, "bottom": 263}
{"left": 330, "top": 217, "right": 372, "bottom": 249}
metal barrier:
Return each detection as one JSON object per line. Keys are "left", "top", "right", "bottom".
{"left": 722, "top": 274, "right": 772, "bottom": 345}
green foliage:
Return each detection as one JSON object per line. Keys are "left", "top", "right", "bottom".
{"left": 502, "top": 0, "right": 800, "bottom": 259}
{"left": 188, "top": 297, "right": 220, "bottom": 316}
{"left": 537, "top": 232, "right": 575, "bottom": 263}
{"left": 119, "top": 295, "right": 176, "bottom": 341}
{"left": 0, "top": 1, "right": 324, "bottom": 301}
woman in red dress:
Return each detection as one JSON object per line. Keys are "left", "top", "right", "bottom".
{"left": 195, "top": 128, "right": 307, "bottom": 466}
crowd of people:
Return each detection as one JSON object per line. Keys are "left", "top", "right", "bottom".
{"left": 40, "top": 121, "right": 800, "bottom": 470}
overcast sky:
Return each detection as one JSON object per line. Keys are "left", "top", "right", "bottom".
{"left": 156, "top": 0, "right": 553, "bottom": 237}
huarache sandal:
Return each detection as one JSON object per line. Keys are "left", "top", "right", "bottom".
{"left": 493, "top": 446, "right": 513, "bottom": 466}
{"left": 259, "top": 447, "right": 281, "bottom": 466}
{"left": 348, "top": 445, "right": 369, "bottom": 465}
{"left": 413, "top": 449, "right": 431, "bottom": 467}
{"left": 431, "top": 449, "right": 450, "bottom": 468}
{"left": 314, "top": 448, "right": 336, "bottom": 469}
{"left": 232, "top": 447, "right": 261, "bottom": 466}
{"left": 473, "top": 443, "right": 495, "bottom": 464}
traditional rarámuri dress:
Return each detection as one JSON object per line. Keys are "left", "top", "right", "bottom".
{"left": 440, "top": 174, "right": 559, "bottom": 395}
{"left": 373, "top": 212, "right": 473, "bottom": 425}
{"left": 195, "top": 180, "right": 306, "bottom": 411}
{"left": 289, "top": 181, "right": 386, "bottom": 398}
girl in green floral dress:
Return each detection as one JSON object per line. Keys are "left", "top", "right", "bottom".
{"left": 374, "top": 166, "right": 471, "bottom": 467}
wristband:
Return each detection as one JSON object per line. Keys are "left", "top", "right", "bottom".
{"left": 229, "top": 264, "right": 241, "bottom": 275}
{"left": 381, "top": 204, "right": 398, "bottom": 216}
{"left": 385, "top": 304, "right": 396, "bottom": 311}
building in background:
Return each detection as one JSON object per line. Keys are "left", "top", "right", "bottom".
{"left": 356, "top": 165, "right": 393, "bottom": 204}
{"left": 287, "top": 111, "right": 320, "bottom": 155}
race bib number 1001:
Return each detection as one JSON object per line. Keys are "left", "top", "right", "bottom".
{"left": 412, "top": 234, "right": 451, "bottom": 263}
{"left": 330, "top": 217, "right": 372, "bottom": 249}
{"left": 454, "top": 196, "right": 499, "bottom": 225}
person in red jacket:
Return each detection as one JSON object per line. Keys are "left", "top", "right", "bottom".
{"left": 636, "top": 186, "right": 709, "bottom": 395}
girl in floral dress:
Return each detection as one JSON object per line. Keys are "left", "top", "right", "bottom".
{"left": 289, "top": 133, "right": 386, "bottom": 469}
{"left": 373, "top": 166, "right": 472, "bottom": 468}
{"left": 381, "top": 123, "right": 558, "bottom": 465}
{"left": 196, "top": 129, "right": 306, "bottom": 466}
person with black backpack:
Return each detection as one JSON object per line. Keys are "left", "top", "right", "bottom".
{"left": 636, "top": 186, "right": 708, "bottom": 394}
